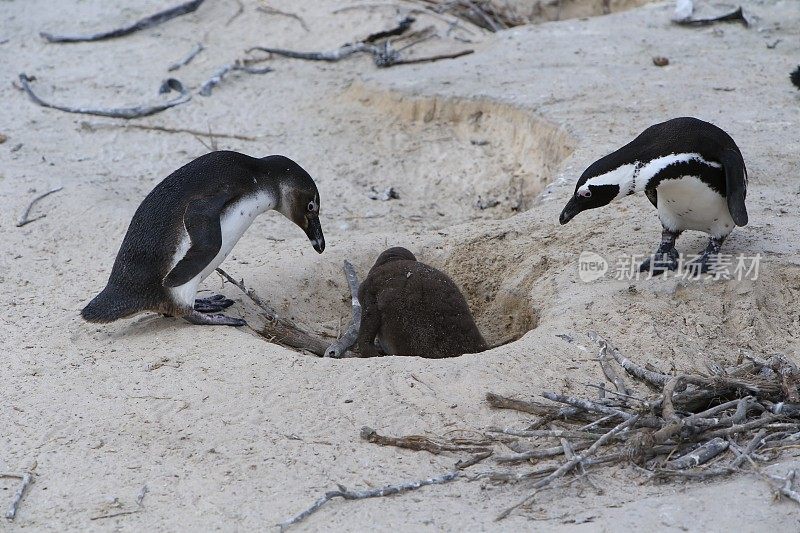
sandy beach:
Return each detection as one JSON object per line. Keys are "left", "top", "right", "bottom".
{"left": 2, "top": 0, "right": 800, "bottom": 530}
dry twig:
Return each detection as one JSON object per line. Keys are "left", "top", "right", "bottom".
{"left": 168, "top": 43, "right": 204, "bottom": 71}
{"left": 3, "top": 472, "right": 33, "bottom": 520}
{"left": 19, "top": 74, "right": 190, "bottom": 119}
{"left": 215, "top": 267, "right": 330, "bottom": 356}
{"left": 325, "top": 260, "right": 361, "bottom": 358}
{"left": 16, "top": 186, "right": 63, "bottom": 227}
{"left": 41, "top": 0, "right": 206, "bottom": 43}
{"left": 279, "top": 471, "right": 459, "bottom": 530}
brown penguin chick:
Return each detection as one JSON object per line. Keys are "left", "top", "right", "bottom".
{"left": 355, "top": 247, "right": 487, "bottom": 358}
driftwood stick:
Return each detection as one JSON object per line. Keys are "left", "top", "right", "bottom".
{"left": 542, "top": 392, "right": 633, "bottom": 420}
{"left": 455, "top": 451, "right": 493, "bottom": 470}
{"left": 80, "top": 121, "right": 258, "bottom": 141}
{"left": 588, "top": 331, "right": 669, "bottom": 389}
{"left": 3, "top": 472, "right": 33, "bottom": 520}
{"left": 378, "top": 49, "right": 473, "bottom": 67}
{"left": 248, "top": 43, "right": 372, "bottom": 62}
{"left": 597, "top": 341, "right": 631, "bottom": 396}
{"left": 731, "top": 429, "right": 767, "bottom": 468}
{"left": 494, "top": 441, "right": 592, "bottom": 463}
{"left": 168, "top": 43, "right": 204, "bottom": 71}
{"left": 215, "top": 267, "right": 330, "bottom": 356}
{"left": 364, "top": 16, "right": 415, "bottom": 42}
{"left": 16, "top": 186, "right": 63, "bottom": 227}
{"left": 650, "top": 466, "right": 738, "bottom": 481}
{"left": 257, "top": 6, "right": 310, "bottom": 32}
{"left": 41, "top": 0, "right": 206, "bottom": 43}
{"left": 487, "top": 427, "right": 604, "bottom": 440}
{"left": 279, "top": 471, "right": 460, "bottom": 531}
{"left": 665, "top": 437, "right": 729, "bottom": 469}
{"left": 361, "top": 427, "right": 489, "bottom": 454}
{"left": 700, "top": 414, "right": 783, "bottom": 440}
{"left": 19, "top": 74, "right": 190, "bottom": 119}
{"left": 497, "top": 416, "right": 639, "bottom": 520}
{"left": 325, "top": 260, "right": 361, "bottom": 358}
{"left": 199, "top": 63, "right": 273, "bottom": 96}
{"left": 673, "top": 6, "right": 749, "bottom": 28}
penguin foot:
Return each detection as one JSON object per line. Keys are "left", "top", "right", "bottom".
{"left": 639, "top": 248, "right": 679, "bottom": 275}
{"left": 194, "top": 294, "right": 235, "bottom": 313}
{"left": 184, "top": 310, "right": 246, "bottom": 326}
{"left": 685, "top": 253, "right": 716, "bottom": 276}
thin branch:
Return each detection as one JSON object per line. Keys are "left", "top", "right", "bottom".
{"left": 215, "top": 267, "right": 330, "bottom": 356}
{"left": 41, "top": 0, "right": 206, "bottom": 43}
{"left": 16, "top": 186, "right": 63, "bottom": 227}
{"left": 19, "top": 74, "right": 190, "bottom": 119}
{"left": 226, "top": 0, "right": 244, "bottom": 26}
{"left": 665, "top": 437, "right": 729, "bottom": 469}
{"left": 199, "top": 62, "right": 273, "bottom": 97}
{"left": 3, "top": 473, "right": 33, "bottom": 520}
{"left": 248, "top": 43, "right": 372, "bottom": 62}
{"left": 279, "top": 471, "right": 460, "bottom": 531}
{"left": 588, "top": 331, "right": 669, "bottom": 389}
{"left": 361, "top": 426, "right": 489, "bottom": 454}
{"left": 378, "top": 49, "right": 473, "bottom": 67}
{"left": 541, "top": 392, "right": 633, "bottom": 420}
{"left": 325, "top": 260, "right": 361, "bottom": 358}
{"left": 80, "top": 121, "right": 258, "bottom": 141}
{"left": 497, "top": 416, "right": 639, "bottom": 520}
{"left": 673, "top": 6, "right": 749, "bottom": 28}
{"left": 597, "top": 340, "right": 631, "bottom": 396}
{"left": 257, "top": 5, "right": 310, "bottom": 32}
{"left": 168, "top": 43, "right": 204, "bottom": 71}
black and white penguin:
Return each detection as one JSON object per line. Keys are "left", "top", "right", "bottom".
{"left": 355, "top": 247, "right": 487, "bottom": 358}
{"left": 81, "top": 151, "right": 325, "bottom": 326}
{"left": 559, "top": 117, "right": 748, "bottom": 274}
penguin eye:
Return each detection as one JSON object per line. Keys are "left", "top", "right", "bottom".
{"left": 578, "top": 189, "right": 592, "bottom": 198}
{"left": 307, "top": 201, "right": 316, "bottom": 212}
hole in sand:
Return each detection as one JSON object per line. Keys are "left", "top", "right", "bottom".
{"left": 500, "top": 0, "right": 658, "bottom": 24}
{"left": 337, "top": 84, "right": 575, "bottom": 230}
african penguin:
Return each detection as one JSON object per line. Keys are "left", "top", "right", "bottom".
{"left": 355, "top": 247, "right": 487, "bottom": 358}
{"left": 559, "top": 117, "right": 748, "bottom": 274}
{"left": 81, "top": 151, "right": 325, "bottom": 326}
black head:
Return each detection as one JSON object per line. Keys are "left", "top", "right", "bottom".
{"left": 372, "top": 247, "right": 417, "bottom": 270}
{"left": 559, "top": 158, "right": 632, "bottom": 225}
{"left": 265, "top": 155, "right": 325, "bottom": 253}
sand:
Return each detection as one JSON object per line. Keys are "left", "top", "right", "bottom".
{"left": 2, "top": 0, "right": 800, "bottom": 530}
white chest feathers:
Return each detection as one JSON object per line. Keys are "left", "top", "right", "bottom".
{"left": 656, "top": 176, "right": 734, "bottom": 237}
{"left": 169, "top": 192, "right": 275, "bottom": 307}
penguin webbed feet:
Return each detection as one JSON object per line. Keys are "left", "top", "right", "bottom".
{"left": 184, "top": 309, "right": 247, "bottom": 327}
{"left": 685, "top": 237, "right": 726, "bottom": 276}
{"left": 194, "top": 294, "right": 235, "bottom": 313}
{"left": 639, "top": 247, "right": 680, "bottom": 275}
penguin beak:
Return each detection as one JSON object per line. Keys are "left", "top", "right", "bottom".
{"left": 305, "top": 215, "right": 325, "bottom": 253}
{"left": 559, "top": 197, "right": 581, "bottom": 225}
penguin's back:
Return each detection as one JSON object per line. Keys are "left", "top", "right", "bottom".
{"left": 82, "top": 151, "right": 268, "bottom": 321}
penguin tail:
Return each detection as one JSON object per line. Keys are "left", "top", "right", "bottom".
{"left": 80, "top": 284, "right": 143, "bottom": 323}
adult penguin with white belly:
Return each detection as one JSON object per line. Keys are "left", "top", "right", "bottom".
{"left": 82, "top": 151, "right": 325, "bottom": 326}
{"left": 559, "top": 117, "right": 748, "bottom": 274}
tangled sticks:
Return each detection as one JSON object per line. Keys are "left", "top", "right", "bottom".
{"left": 293, "top": 332, "right": 800, "bottom": 524}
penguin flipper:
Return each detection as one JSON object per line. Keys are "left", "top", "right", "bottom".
{"left": 163, "top": 194, "right": 231, "bottom": 288}
{"left": 721, "top": 149, "right": 748, "bottom": 226}
{"left": 645, "top": 188, "right": 658, "bottom": 209}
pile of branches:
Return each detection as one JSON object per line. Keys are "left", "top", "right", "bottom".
{"left": 473, "top": 331, "right": 800, "bottom": 516}
{"left": 281, "top": 332, "right": 800, "bottom": 527}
